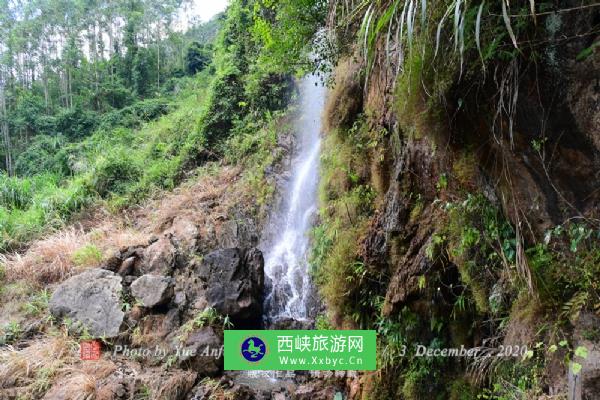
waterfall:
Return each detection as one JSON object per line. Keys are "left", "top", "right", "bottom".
{"left": 262, "top": 74, "right": 325, "bottom": 323}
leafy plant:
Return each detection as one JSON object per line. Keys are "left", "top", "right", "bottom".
{"left": 134, "top": 385, "right": 152, "bottom": 400}
{"left": 178, "top": 307, "right": 233, "bottom": 342}
{"left": 24, "top": 289, "right": 51, "bottom": 317}
{"left": 1, "top": 321, "right": 22, "bottom": 345}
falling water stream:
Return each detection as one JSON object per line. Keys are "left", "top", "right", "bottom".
{"left": 262, "top": 74, "right": 326, "bottom": 325}
{"left": 231, "top": 74, "right": 330, "bottom": 395}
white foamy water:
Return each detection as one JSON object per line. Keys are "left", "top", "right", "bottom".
{"left": 263, "top": 74, "right": 325, "bottom": 322}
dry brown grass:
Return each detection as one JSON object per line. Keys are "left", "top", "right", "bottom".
{"left": 0, "top": 335, "right": 78, "bottom": 396}
{"left": 42, "top": 373, "right": 97, "bottom": 400}
{"left": 0, "top": 159, "right": 266, "bottom": 398}
{"left": 87, "top": 220, "right": 149, "bottom": 255}
{"left": 0, "top": 333, "right": 121, "bottom": 399}
{"left": 136, "top": 165, "right": 242, "bottom": 235}
{"left": 0, "top": 219, "right": 148, "bottom": 288}
{"left": 1, "top": 228, "right": 88, "bottom": 287}
{"left": 45, "top": 359, "right": 117, "bottom": 400}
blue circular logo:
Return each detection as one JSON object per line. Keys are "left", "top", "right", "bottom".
{"left": 241, "top": 337, "right": 266, "bottom": 362}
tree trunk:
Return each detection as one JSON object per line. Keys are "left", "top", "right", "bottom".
{"left": 0, "top": 84, "right": 13, "bottom": 176}
{"left": 157, "top": 24, "right": 161, "bottom": 92}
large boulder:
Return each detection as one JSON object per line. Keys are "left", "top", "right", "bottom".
{"left": 130, "top": 275, "right": 173, "bottom": 308}
{"left": 166, "top": 216, "right": 200, "bottom": 254}
{"left": 217, "top": 218, "right": 260, "bottom": 249}
{"left": 175, "top": 326, "right": 224, "bottom": 376}
{"left": 197, "top": 248, "right": 264, "bottom": 327}
{"left": 49, "top": 269, "right": 124, "bottom": 338}
{"left": 142, "top": 235, "right": 177, "bottom": 275}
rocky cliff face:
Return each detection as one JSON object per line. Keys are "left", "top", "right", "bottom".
{"left": 316, "top": 1, "right": 600, "bottom": 398}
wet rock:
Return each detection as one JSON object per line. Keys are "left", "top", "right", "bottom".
{"left": 264, "top": 273, "right": 293, "bottom": 318}
{"left": 130, "top": 275, "right": 173, "bottom": 308}
{"left": 382, "top": 207, "right": 442, "bottom": 316}
{"left": 49, "top": 269, "right": 124, "bottom": 338}
{"left": 197, "top": 248, "right": 264, "bottom": 327}
{"left": 142, "top": 236, "right": 177, "bottom": 275}
{"left": 270, "top": 318, "right": 313, "bottom": 330}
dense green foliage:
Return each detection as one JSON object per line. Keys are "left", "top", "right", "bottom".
{"left": 0, "top": 0, "right": 326, "bottom": 250}
{"left": 0, "top": 0, "right": 224, "bottom": 172}
{"left": 0, "top": 73, "right": 212, "bottom": 249}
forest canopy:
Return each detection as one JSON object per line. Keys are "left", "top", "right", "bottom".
{"left": 0, "top": 0, "right": 222, "bottom": 174}
{"left": 0, "top": 0, "right": 326, "bottom": 251}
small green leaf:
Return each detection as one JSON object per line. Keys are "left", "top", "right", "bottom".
{"left": 571, "top": 362, "right": 582, "bottom": 375}
{"left": 559, "top": 340, "right": 568, "bottom": 347}
{"left": 575, "top": 346, "right": 589, "bottom": 359}
{"left": 548, "top": 344, "right": 558, "bottom": 353}
{"left": 576, "top": 42, "right": 600, "bottom": 61}
{"left": 523, "top": 350, "right": 534, "bottom": 360}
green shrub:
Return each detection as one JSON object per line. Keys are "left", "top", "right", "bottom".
{"left": 448, "top": 378, "right": 478, "bottom": 400}
{"left": 91, "top": 149, "right": 142, "bottom": 197}
{"left": 201, "top": 71, "right": 245, "bottom": 144}
{"left": 55, "top": 105, "right": 99, "bottom": 140}
{"left": 527, "top": 223, "right": 600, "bottom": 322}
{"left": 310, "top": 111, "right": 384, "bottom": 326}
{"left": 0, "top": 173, "right": 36, "bottom": 210}
{"left": 402, "top": 367, "right": 430, "bottom": 400}
{"left": 99, "top": 98, "right": 171, "bottom": 131}
{"left": 315, "top": 314, "right": 333, "bottom": 330}
{"left": 24, "top": 289, "right": 51, "bottom": 317}
{"left": 14, "top": 135, "right": 71, "bottom": 177}
{"left": 442, "top": 194, "right": 517, "bottom": 315}
{"left": 0, "top": 321, "right": 22, "bottom": 345}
